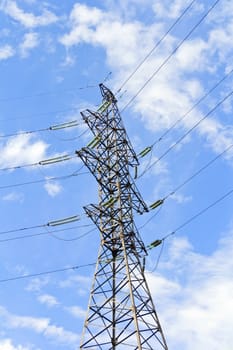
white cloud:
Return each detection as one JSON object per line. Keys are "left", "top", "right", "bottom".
{"left": 44, "top": 180, "right": 62, "bottom": 197}
{"left": 37, "top": 294, "right": 59, "bottom": 308}
{"left": 19, "top": 32, "right": 39, "bottom": 57}
{"left": 0, "top": 134, "right": 49, "bottom": 170}
{"left": 0, "top": 306, "right": 79, "bottom": 345}
{"left": 2, "top": 1, "right": 58, "bottom": 28}
{"left": 0, "top": 338, "right": 30, "bottom": 350}
{"left": 65, "top": 305, "right": 86, "bottom": 319}
{"left": 146, "top": 231, "right": 233, "bottom": 350}
{"left": 170, "top": 192, "right": 192, "bottom": 204}
{"left": 59, "top": 274, "right": 91, "bottom": 296}
{"left": 2, "top": 191, "right": 24, "bottom": 203}
{"left": 0, "top": 44, "right": 14, "bottom": 60}
{"left": 59, "top": 2, "right": 233, "bottom": 158}
{"left": 152, "top": 0, "right": 189, "bottom": 19}
{"left": 25, "top": 276, "right": 50, "bottom": 292}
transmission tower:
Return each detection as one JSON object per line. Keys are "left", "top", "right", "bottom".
{"left": 77, "top": 84, "right": 168, "bottom": 349}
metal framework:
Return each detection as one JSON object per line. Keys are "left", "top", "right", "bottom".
{"left": 77, "top": 84, "right": 168, "bottom": 349}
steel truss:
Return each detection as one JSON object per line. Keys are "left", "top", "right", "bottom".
{"left": 77, "top": 84, "right": 168, "bottom": 349}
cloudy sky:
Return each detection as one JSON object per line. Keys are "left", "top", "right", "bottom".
{"left": 0, "top": 0, "right": 233, "bottom": 349}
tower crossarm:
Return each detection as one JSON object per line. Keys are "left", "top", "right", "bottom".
{"left": 84, "top": 203, "right": 147, "bottom": 256}
{"left": 76, "top": 145, "right": 148, "bottom": 214}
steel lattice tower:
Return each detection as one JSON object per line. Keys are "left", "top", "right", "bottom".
{"left": 77, "top": 84, "right": 168, "bottom": 349}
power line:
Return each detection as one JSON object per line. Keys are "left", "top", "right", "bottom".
{"left": 0, "top": 169, "right": 89, "bottom": 191}
{"left": 146, "top": 185, "right": 233, "bottom": 270}
{"left": 0, "top": 153, "right": 77, "bottom": 172}
{"left": 45, "top": 226, "right": 96, "bottom": 242}
{"left": 140, "top": 142, "right": 233, "bottom": 229}
{"left": 149, "top": 239, "right": 165, "bottom": 273}
{"left": 121, "top": 0, "right": 220, "bottom": 113}
{"left": 0, "top": 120, "right": 86, "bottom": 139}
{"left": 164, "top": 143, "right": 233, "bottom": 200}
{"left": 155, "top": 185, "right": 233, "bottom": 244}
{"left": 0, "top": 225, "right": 95, "bottom": 243}
{"left": 135, "top": 65, "right": 233, "bottom": 178}
{"left": 151, "top": 67, "right": 233, "bottom": 149}
{"left": 0, "top": 106, "right": 81, "bottom": 123}
{"left": 142, "top": 87, "right": 233, "bottom": 176}
{"left": 173, "top": 187, "right": 233, "bottom": 233}
{"left": 0, "top": 263, "right": 96, "bottom": 283}
{"left": 116, "top": 0, "right": 197, "bottom": 94}
{"left": 0, "top": 84, "right": 97, "bottom": 103}
{"left": 0, "top": 213, "right": 83, "bottom": 236}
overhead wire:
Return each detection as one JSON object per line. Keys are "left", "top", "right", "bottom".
{"left": 44, "top": 226, "right": 97, "bottom": 242}
{"left": 0, "top": 169, "right": 89, "bottom": 191}
{"left": 146, "top": 185, "right": 233, "bottom": 271}
{"left": 139, "top": 142, "right": 233, "bottom": 229}
{"left": 0, "top": 119, "right": 86, "bottom": 139}
{"left": 154, "top": 184, "right": 233, "bottom": 246}
{"left": 116, "top": 0, "right": 198, "bottom": 94}
{"left": 120, "top": 0, "right": 220, "bottom": 114}
{"left": 0, "top": 263, "right": 96, "bottom": 283}
{"left": 139, "top": 87, "right": 233, "bottom": 177}
{"left": 0, "top": 84, "right": 97, "bottom": 103}
{"left": 3, "top": 185, "right": 233, "bottom": 281}
{"left": 139, "top": 204, "right": 164, "bottom": 230}
{"left": 148, "top": 66, "right": 233, "bottom": 151}
{"left": 0, "top": 213, "right": 84, "bottom": 236}
{"left": 163, "top": 143, "right": 233, "bottom": 201}
{"left": 0, "top": 106, "right": 81, "bottom": 123}
{"left": 149, "top": 239, "right": 165, "bottom": 273}
{"left": 135, "top": 64, "right": 233, "bottom": 178}
{"left": 0, "top": 224, "right": 95, "bottom": 243}
{"left": 0, "top": 153, "right": 77, "bottom": 172}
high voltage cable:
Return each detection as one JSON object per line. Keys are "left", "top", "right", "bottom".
{"left": 3, "top": 135, "right": 231, "bottom": 236}
{"left": 0, "top": 84, "right": 97, "bottom": 103}
{"left": 0, "top": 106, "right": 81, "bottom": 123}
{"left": 135, "top": 65, "right": 233, "bottom": 178}
{"left": 155, "top": 185, "right": 233, "bottom": 245}
{"left": 0, "top": 153, "right": 77, "bottom": 172}
{"left": 146, "top": 185, "right": 233, "bottom": 266}
{"left": 141, "top": 87, "right": 233, "bottom": 176}
{"left": 0, "top": 214, "right": 83, "bottom": 236}
{"left": 0, "top": 120, "right": 85, "bottom": 139}
{"left": 116, "top": 0, "right": 197, "bottom": 94}
{"left": 1, "top": 186, "right": 233, "bottom": 283}
{"left": 121, "top": 0, "right": 220, "bottom": 113}
{"left": 0, "top": 225, "right": 95, "bottom": 243}
{"left": 0, "top": 170, "right": 89, "bottom": 191}
{"left": 164, "top": 143, "right": 233, "bottom": 200}
{"left": 0, "top": 263, "right": 96, "bottom": 283}
{"left": 150, "top": 66, "right": 233, "bottom": 150}
{"left": 140, "top": 142, "right": 233, "bottom": 229}
{"left": 45, "top": 226, "right": 96, "bottom": 242}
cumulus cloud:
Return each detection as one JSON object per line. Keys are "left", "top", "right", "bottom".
{"left": 65, "top": 305, "right": 86, "bottom": 319}
{"left": 59, "top": 1, "right": 233, "bottom": 158}
{"left": 38, "top": 294, "right": 59, "bottom": 308}
{"left": 146, "top": 231, "right": 233, "bottom": 350}
{"left": 0, "top": 338, "right": 30, "bottom": 350}
{"left": 44, "top": 180, "right": 62, "bottom": 197}
{"left": 19, "top": 32, "right": 39, "bottom": 57}
{"left": 2, "top": 1, "right": 58, "bottom": 28}
{"left": 0, "top": 44, "right": 14, "bottom": 60}
{"left": 2, "top": 191, "right": 24, "bottom": 203}
{"left": 0, "top": 134, "right": 49, "bottom": 170}
{"left": 25, "top": 276, "right": 50, "bottom": 292}
{"left": 0, "top": 306, "right": 79, "bottom": 345}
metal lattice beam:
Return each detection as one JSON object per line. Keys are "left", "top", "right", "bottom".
{"left": 77, "top": 84, "right": 168, "bottom": 349}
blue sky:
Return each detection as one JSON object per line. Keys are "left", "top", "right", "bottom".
{"left": 0, "top": 0, "right": 233, "bottom": 349}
